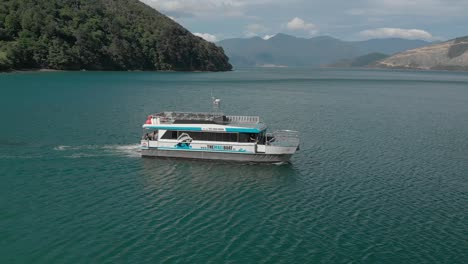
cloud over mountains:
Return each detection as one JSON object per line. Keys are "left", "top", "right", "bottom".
{"left": 359, "top": 28, "right": 436, "bottom": 40}
{"left": 140, "top": 0, "right": 466, "bottom": 41}
{"left": 286, "top": 17, "right": 318, "bottom": 36}
{"left": 193, "top": 33, "right": 218, "bottom": 42}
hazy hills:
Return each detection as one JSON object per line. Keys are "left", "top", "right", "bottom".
{"left": 329, "top": 53, "right": 390, "bottom": 68}
{"left": 218, "top": 34, "right": 429, "bottom": 68}
{"left": 0, "top": 0, "right": 231, "bottom": 72}
{"left": 376, "top": 36, "right": 468, "bottom": 71}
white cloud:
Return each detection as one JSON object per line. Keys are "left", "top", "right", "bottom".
{"left": 137, "top": 1, "right": 465, "bottom": 41}
{"left": 193, "top": 32, "right": 218, "bottom": 42}
{"left": 287, "top": 17, "right": 315, "bottom": 31}
{"left": 359, "top": 28, "right": 435, "bottom": 40}
{"left": 141, "top": 0, "right": 277, "bottom": 17}
{"left": 244, "top": 23, "right": 269, "bottom": 37}
{"left": 348, "top": 0, "right": 468, "bottom": 17}
{"left": 286, "top": 17, "right": 318, "bottom": 35}
{"left": 263, "top": 34, "right": 275, "bottom": 40}
{"left": 247, "top": 24, "right": 268, "bottom": 33}
{"left": 141, "top": 0, "right": 239, "bottom": 17}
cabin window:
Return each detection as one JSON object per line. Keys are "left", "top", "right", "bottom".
{"left": 168, "top": 131, "right": 239, "bottom": 142}
{"left": 258, "top": 132, "right": 266, "bottom": 144}
{"left": 190, "top": 132, "right": 203, "bottom": 141}
{"left": 159, "top": 131, "right": 255, "bottom": 142}
{"left": 238, "top": 133, "right": 251, "bottom": 142}
{"left": 201, "top": 132, "right": 212, "bottom": 141}
{"left": 225, "top": 133, "right": 238, "bottom": 142}
{"left": 239, "top": 133, "right": 259, "bottom": 142}
{"left": 161, "top": 131, "right": 178, "bottom": 139}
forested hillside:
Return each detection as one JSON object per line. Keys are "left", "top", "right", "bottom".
{"left": 0, "top": 0, "right": 232, "bottom": 71}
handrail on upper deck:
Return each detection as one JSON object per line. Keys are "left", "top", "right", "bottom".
{"left": 226, "top": 115, "right": 260, "bottom": 124}
{"left": 147, "top": 112, "right": 261, "bottom": 125}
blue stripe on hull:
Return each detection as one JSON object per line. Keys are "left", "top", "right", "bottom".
{"left": 155, "top": 147, "right": 254, "bottom": 154}
{"left": 141, "top": 149, "right": 291, "bottom": 163}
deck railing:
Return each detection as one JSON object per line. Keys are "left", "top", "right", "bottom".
{"left": 149, "top": 112, "right": 260, "bottom": 124}
{"left": 226, "top": 115, "right": 260, "bottom": 124}
{"left": 267, "top": 130, "right": 300, "bottom": 147}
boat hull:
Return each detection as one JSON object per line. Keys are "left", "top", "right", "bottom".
{"left": 141, "top": 148, "right": 292, "bottom": 163}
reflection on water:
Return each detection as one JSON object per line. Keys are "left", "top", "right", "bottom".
{"left": 140, "top": 157, "right": 300, "bottom": 191}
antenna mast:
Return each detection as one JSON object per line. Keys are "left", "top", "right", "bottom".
{"left": 211, "top": 88, "right": 221, "bottom": 112}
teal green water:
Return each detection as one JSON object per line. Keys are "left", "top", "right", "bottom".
{"left": 1, "top": 68, "right": 467, "bottom": 263}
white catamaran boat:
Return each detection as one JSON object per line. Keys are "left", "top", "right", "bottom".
{"left": 140, "top": 111, "right": 300, "bottom": 163}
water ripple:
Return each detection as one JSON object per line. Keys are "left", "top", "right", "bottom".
{"left": 2, "top": 69, "right": 468, "bottom": 263}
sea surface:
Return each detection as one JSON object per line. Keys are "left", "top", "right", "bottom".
{"left": 1, "top": 68, "right": 467, "bottom": 263}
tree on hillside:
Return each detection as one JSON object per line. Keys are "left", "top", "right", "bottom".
{"left": 0, "top": 0, "right": 231, "bottom": 71}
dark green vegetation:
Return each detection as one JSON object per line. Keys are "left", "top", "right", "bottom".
{"left": 329, "top": 53, "right": 389, "bottom": 68}
{"left": 447, "top": 36, "right": 468, "bottom": 59}
{"left": 350, "top": 53, "right": 389, "bottom": 67}
{"left": 0, "top": 0, "right": 232, "bottom": 71}
{"left": 218, "top": 34, "right": 429, "bottom": 67}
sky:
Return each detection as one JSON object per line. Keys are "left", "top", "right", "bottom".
{"left": 140, "top": 0, "right": 468, "bottom": 42}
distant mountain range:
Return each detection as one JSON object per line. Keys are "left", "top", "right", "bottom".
{"left": 217, "top": 33, "right": 430, "bottom": 68}
{"left": 328, "top": 53, "right": 390, "bottom": 68}
{"left": 375, "top": 36, "right": 468, "bottom": 71}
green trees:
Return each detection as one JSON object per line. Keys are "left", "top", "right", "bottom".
{"left": 0, "top": 0, "right": 232, "bottom": 71}
{"left": 0, "top": 50, "right": 11, "bottom": 70}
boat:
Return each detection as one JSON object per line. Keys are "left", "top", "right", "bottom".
{"left": 140, "top": 111, "right": 300, "bottom": 163}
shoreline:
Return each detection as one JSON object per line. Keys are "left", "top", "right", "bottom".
{"left": 322, "top": 65, "right": 468, "bottom": 73}
{"left": 1, "top": 68, "right": 233, "bottom": 74}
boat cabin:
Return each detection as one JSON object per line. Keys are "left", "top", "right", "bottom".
{"left": 142, "top": 112, "right": 268, "bottom": 144}
{"left": 140, "top": 111, "right": 299, "bottom": 162}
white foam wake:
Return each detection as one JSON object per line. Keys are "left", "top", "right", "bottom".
{"left": 54, "top": 144, "right": 141, "bottom": 158}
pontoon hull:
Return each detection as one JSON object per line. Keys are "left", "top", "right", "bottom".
{"left": 141, "top": 148, "right": 292, "bottom": 163}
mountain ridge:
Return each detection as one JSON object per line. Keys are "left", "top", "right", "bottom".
{"left": 328, "top": 53, "right": 390, "bottom": 68}
{"left": 218, "top": 34, "right": 430, "bottom": 68}
{"left": 375, "top": 36, "right": 468, "bottom": 71}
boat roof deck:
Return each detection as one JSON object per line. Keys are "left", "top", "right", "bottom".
{"left": 151, "top": 112, "right": 261, "bottom": 125}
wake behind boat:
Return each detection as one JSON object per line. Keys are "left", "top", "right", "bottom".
{"left": 140, "top": 111, "right": 299, "bottom": 163}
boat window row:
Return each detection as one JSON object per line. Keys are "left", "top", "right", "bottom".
{"left": 161, "top": 130, "right": 257, "bottom": 143}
